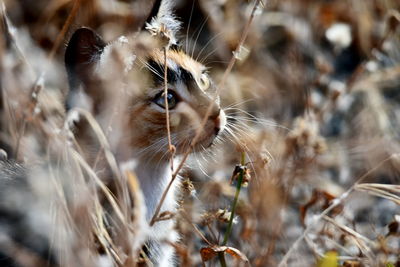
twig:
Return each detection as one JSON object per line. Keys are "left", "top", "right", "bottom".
{"left": 148, "top": 47, "right": 175, "bottom": 227}
{"left": 181, "top": 210, "right": 213, "bottom": 247}
{"left": 48, "top": 0, "right": 81, "bottom": 60}
{"left": 163, "top": 47, "right": 175, "bottom": 169}
{"left": 15, "top": 74, "right": 44, "bottom": 159}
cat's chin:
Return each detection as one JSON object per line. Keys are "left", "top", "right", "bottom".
{"left": 192, "top": 112, "right": 225, "bottom": 151}
{"left": 192, "top": 133, "right": 218, "bottom": 151}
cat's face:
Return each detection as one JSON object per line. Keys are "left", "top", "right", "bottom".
{"left": 126, "top": 48, "right": 226, "bottom": 157}
{"left": 65, "top": 28, "right": 226, "bottom": 161}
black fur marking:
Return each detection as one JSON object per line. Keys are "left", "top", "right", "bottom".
{"left": 65, "top": 27, "right": 106, "bottom": 90}
{"left": 147, "top": 60, "right": 194, "bottom": 85}
{"left": 148, "top": 59, "right": 178, "bottom": 83}
{"left": 0, "top": 161, "right": 58, "bottom": 266}
{"left": 178, "top": 67, "right": 194, "bottom": 83}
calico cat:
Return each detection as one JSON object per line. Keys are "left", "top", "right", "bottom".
{"left": 0, "top": 0, "right": 226, "bottom": 266}
{"left": 64, "top": 29, "right": 226, "bottom": 266}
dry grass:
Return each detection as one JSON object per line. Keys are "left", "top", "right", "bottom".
{"left": 1, "top": 0, "right": 400, "bottom": 266}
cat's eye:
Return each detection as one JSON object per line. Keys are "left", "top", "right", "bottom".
{"left": 153, "top": 90, "right": 178, "bottom": 109}
{"left": 198, "top": 74, "right": 210, "bottom": 91}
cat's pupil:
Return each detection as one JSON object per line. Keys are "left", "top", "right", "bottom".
{"left": 154, "top": 90, "right": 177, "bottom": 109}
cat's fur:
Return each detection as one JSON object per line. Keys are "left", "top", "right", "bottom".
{"left": 0, "top": 0, "right": 226, "bottom": 266}
{"left": 64, "top": 27, "right": 226, "bottom": 266}
{"left": 65, "top": 0, "right": 226, "bottom": 265}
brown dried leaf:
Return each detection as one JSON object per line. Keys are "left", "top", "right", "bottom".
{"left": 200, "top": 247, "right": 217, "bottom": 262}
{"left": 230, "top": 164, "right": 251, "bottom": 187}
{"left": 224, "top": 246, "right": 249, "bottom": 262}
{"left": 300, "top": 189, "right": 342, "bottom": 226}
{"left": 154, "top": 211, "right": 175, "bottom": 222}
{"left": 200, "top": 245, "right": 249, "bottom": 263}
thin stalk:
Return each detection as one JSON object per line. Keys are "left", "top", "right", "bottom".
{"left": 223, "top": 152, "right": 246, "bottom": 245}
{"left": 219, "top": 152, "right": 246, "bottom": 266}
{"left": 149, "top": 47, "right": 175, "bottom": 226}
{"left": 218, "top": 253, "right": 227, "bottom": 267}
{"left": 163, "top": 47, "right": 175, "bottom": 170}
{"left": 48, "top": 0, "right": 81, "bottom": 60}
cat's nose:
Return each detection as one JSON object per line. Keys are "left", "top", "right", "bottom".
{"left": 210, "top": 108, "right": 221, "bottom": 135}
{"left": 214, "top": 116, "right": 221, "bottom": 135}
{"left": 209, "top": 107, "right": 220, "bottom": 120}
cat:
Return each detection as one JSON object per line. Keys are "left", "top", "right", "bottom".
{"left": 64, "top": 25, "right": 226, "bottom": 267}
{"left": 0, "top": 0, "right": 226, "bottom": 265}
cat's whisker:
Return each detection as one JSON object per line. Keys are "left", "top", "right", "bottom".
{"left": 185, "top": 0, "right": 196, "bottom": 53}
{"left": 222, "top": 124, "right": 262, "bottom": 179}
{"left": 202, "top": 60, "right": 229, "bottom": 65}
{"left": 137, "top": 137, "right": 168, "bottom": 159}
{"left": 225, "top": 121, "right": 252, "bottom": 138}
{"left": 213, "top": 135, "right": 223, "bottom": 145}
{"left": 153, "top": 135, "right": 181, "bottom": 168}
{"left": 158, "top": 150, "right": 172, "bottom": 166}
{"left": 224, "top": 109, "right": 291, "bottom": 131}
{"left": 199, "top": 46, "right": 219, "bottom": 65}
{"left": 199, "top": 145, "right": 212, "bottom": 162}
{"left": 225, "top": 119, "right": 274, "bottom": 183}
{"left": 195, "top": 32, "right": 223, "bottom": 62}
{"left": 223, "top": 99, "right": 255, "bottom": 109}
{"left": 193, "top": 151, "right": 212, "bottom": 179}
{"left": 136, "top": 136, "right": 168, "bottom": 156}
{"left": 190, "top": 15, "right": 210, "bottom": 59}
{"left": 139, "top": 59, "right": 164, "bottom": 81}
{"left": 145, "top": 138, "right": 171, "bottom": 163}
{"left": 137, "top": 58, "right": 165, "bottom": 82}
{"left": 222, "top": 125, "right": 241, "bottom": 143}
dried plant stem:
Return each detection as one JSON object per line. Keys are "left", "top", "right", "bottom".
{"left": 218, "top": 152, "right": 246, "bottom": 266}
{"left": 48, "top": 0, "right": 80, "bottom": 60}
{"left": 148, "top": 47, "right": 175, "bottom": 227}
{"left": 14, "top": 120, "right": 26, "bottom": 160}
{"left": 181, "top": 210, "right": 213, "bottom": 246}
{"left": 217, "top": 0, "right": 263, "bottom": 92}
{"left": 149, "top": 0, "right": 263, "bottom": 227}
{"left": 14, "top": 0, "right": 80, "bottom": 159}
{"left": 15, "top": 74, "right": 43, "bottom": 159}
{"left": 163, "top": 47, "right": 175, "bottom": 169}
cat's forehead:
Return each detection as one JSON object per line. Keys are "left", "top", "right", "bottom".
{"left": 97, "top": 37, "right": 206, "bottom": 80}
{"left": 149, "top": 49, "right": 206, "bottom": 77}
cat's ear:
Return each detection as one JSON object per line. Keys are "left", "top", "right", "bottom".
{"left": 65, "top": 27, "right": 106, "bottom": 90}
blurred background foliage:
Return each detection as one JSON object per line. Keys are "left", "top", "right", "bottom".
{"left": 1, "top": 0, "right": 400, "bottom": 266}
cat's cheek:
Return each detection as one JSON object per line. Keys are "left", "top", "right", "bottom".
{"left": 170, "top": 113, "right": 181, "bottom": 127}
{"left": 193, "top": 121, "right": 218, "bottom": 149}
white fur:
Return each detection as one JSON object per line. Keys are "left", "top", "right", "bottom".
{"left": 145, "top": 0, "right": 181, "bottom": 46}
{"left": 134, "top": 157, "right": 180, "bottom": 265}
{"left": 97, "top": 38, "right": 137, "bottom": 76}
{"left": 67, "top": 86, "right": 94, "bottom": 112}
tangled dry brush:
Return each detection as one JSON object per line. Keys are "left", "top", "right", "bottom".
{"left": 1, "top": 0, "right": 400, "bottom": 266}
